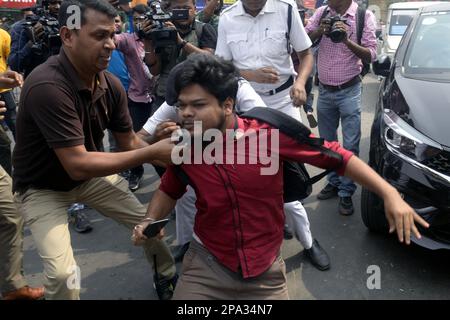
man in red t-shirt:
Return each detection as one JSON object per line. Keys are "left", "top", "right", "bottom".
{"left": 133, "top": 54, "right": 429, "bottom": 299}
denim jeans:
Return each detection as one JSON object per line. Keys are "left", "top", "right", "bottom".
{"left": 317, "top": 81, "right": 362, "bottom": 197}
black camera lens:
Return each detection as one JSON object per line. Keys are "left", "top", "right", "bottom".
{"left": 329, "top": 27, "right": 346, "bottom": 43}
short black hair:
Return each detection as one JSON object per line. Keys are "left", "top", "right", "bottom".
{"left": 58, "top": 0, "right": 117, "bottom": 28}
{"left": 132, "top": 4, "right": 149, "bottom": 14}
{"left": 171, "top": 54, "right": 239, "bottom": 106}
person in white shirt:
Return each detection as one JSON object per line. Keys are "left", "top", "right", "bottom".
{"left": 215, "top": 0, "right": 331, "bottom": 271}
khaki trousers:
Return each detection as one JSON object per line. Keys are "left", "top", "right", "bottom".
{"left": 0, "top": 166, "right": 27, "bottom": 294}
{"left": 14, "top": 174, "right": 176, "bottom": 300}
{"left": 173, "top": 240, "right": 289, "bottom": 300}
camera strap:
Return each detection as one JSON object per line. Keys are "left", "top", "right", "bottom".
{"left": 311, "top": 6, "right": 329, "bottom": 48}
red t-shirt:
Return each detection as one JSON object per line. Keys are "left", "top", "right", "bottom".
{"left": 160, "top": 116, "right": 353, "bottom": 278}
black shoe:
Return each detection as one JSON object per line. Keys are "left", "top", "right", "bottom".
{"left": 339, "top": 196, "right": 354, "bottom": 216}
{"left": 119, "top": 169, "right": 130, "bottom": 179}
{"left": 304, "top": 239, "right": 330, "bottom": 271}
{"left": 283, "top": 224, "right": 294, "bottom": 240}
{"left": 306, "top": 112, "right": 318, "bottom": 128}
{"left": 69, "top": 206, "right": 93, "bottom": 233}
{"left": 128, "top": 173, "right": 142, "bottom": 192}
{"left": 154, "top": 274, "right": 178, "bottom": 300}
{"left": 317, "top": 183, "right": 339, "bottom": 200}
{"left": 173, "top": 242, "right": 190, "bottom": 263}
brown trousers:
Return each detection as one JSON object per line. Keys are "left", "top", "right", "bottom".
{"left": 173, "top": 240, "right": 289, "bottom": 300}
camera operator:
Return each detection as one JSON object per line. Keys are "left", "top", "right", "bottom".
{"left": 8, "top": 0, "right": 62, "bottom": 78}
{"left": 143, "top": 0, "right": 217, "bottom": 110}
{"left": 305, "top": 0, "right": 377, "bottom": 216}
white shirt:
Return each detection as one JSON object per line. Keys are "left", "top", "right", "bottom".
{"left": 142, "top": 79, "right": 267, "bottom": 135}
{"left": 215, "top": 0, "right": 312, "bottom": 94}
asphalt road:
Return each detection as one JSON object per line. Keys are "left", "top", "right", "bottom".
{"left": 20, "top": 74, "right": 450, "bottom": 299}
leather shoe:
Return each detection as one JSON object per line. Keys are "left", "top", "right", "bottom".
{"left": 128, "top": 173, "right": 143, "bottom": 192}
{"left": 317, "top": 183, "right": 339, "bottom": 200}
{"left": 304, "top": 239, "right": 330, "bottom": 271}
{"left": 2, "top": 286, "right": 45, "bottom": 300}
{"left": 339, "top": 196, "right": 354, "bottom": 216}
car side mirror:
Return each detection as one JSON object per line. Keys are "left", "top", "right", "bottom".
{"left": 372, "top": 55, "right": 391, "bottom": 77}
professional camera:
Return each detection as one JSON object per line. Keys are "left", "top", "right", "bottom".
{"left": 136, "top": 0, "right": 189, "bottom": 52}
{"left": 24, "top": 1, "right": 61, "bottom": 56}
{"left": 322, "top": 14, "right": 349, "bottom": 43}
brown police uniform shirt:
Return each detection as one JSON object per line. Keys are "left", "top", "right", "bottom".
{"left": 12, "top": 48, "right": 133, "bottom": 193}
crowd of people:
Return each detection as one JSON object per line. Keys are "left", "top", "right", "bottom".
{"left": 0, "top": 0, "right": 429, "bottom": 300}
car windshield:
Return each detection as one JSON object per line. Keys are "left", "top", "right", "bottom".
{"left": 389, "top": 9, "right": 417, "bottom": 35}
{"left": 404, "top": 10, "right": 450, "bottom": 81}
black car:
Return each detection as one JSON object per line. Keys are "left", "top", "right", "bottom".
{"left": 363, "top": 3, "right": 450, "bottom": 250}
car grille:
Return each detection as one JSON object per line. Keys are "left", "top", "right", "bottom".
{"left": 423, "top": 152, "right": 450, "bottom": 177}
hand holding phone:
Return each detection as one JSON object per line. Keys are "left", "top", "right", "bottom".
{"left": 143, "top": 219, "right": 170, "bottom": 238}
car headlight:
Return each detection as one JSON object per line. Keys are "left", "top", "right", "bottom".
{"left": 383, "top": 109, "right": 442, "bottom": 163}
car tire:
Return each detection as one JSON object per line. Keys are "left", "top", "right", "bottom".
{"left": 361, "top": 187, "right": 389, "bottom": 233}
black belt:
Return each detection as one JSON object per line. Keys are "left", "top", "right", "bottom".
{"left": 261, "top": 76, "right": 294, "bottom": 96}
{"left": 320, "top": 76, "right": 361, "bottom": 92}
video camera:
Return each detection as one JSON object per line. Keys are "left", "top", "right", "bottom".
{"left": 136, "top": 0, "right": 189, "bottom": 52}
{"left": 24, "top": 0, "right": 61, "bottom": 56}
{"left": 322, "top": 13, "right": 349, "bottom": 43}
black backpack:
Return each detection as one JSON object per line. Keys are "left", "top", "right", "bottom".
{"left": 312, "top": 5, "right": 370, "bottom": 77}
{"left": 174, "top": 108, "right": 343, "bottom": 203}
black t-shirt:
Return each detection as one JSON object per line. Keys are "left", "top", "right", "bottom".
{"left": 196, "top": 22, "right": 217, "bottom": 50}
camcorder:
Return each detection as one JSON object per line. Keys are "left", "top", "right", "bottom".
{"left": 136, "top": 0, "right": 189, "bottom": 52}
{"left": 322, "top": 13, "right": 349, "bottom": 43}
{"left": 24, "top": 0, "right": 61, "bottom": 56}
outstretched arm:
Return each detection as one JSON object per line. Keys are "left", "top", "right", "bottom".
{"left": 344, "top": 156, "right": 429, "bottom": 244}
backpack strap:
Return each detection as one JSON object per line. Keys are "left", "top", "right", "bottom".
{"left": 241, "top": 107, "right": 343, "bottom": 167}
{"left": 194, "top": 20, "right": 205, "bottom": 44}
{"left": 286, "top": 3, "right": 293, "bottom": 54}
{"left": 173, "top": 165, "right": 191, "bottom": 186}
{"left": 356, "top": 6, "right": 366, "bottom": 46}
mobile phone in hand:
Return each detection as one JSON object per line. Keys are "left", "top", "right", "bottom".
{"left": 143, "top": 219, "right": 170, "bottom": 238}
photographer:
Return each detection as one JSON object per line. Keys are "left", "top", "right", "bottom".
{"left": 143, "top": 0, "right": 217, "bottom": 110}
{"left": 8, "top": 0, "right": 61, "bottom": 78}
{"left": 305, "top": 0, "right": 377, "bottom": 216}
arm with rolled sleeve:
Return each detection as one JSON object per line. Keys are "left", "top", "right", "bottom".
{"left": 361, "top": 10, "right": 378, "bottom": 62}
{"left": 343, "top": 10, "right": 378, "bottom": 64}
